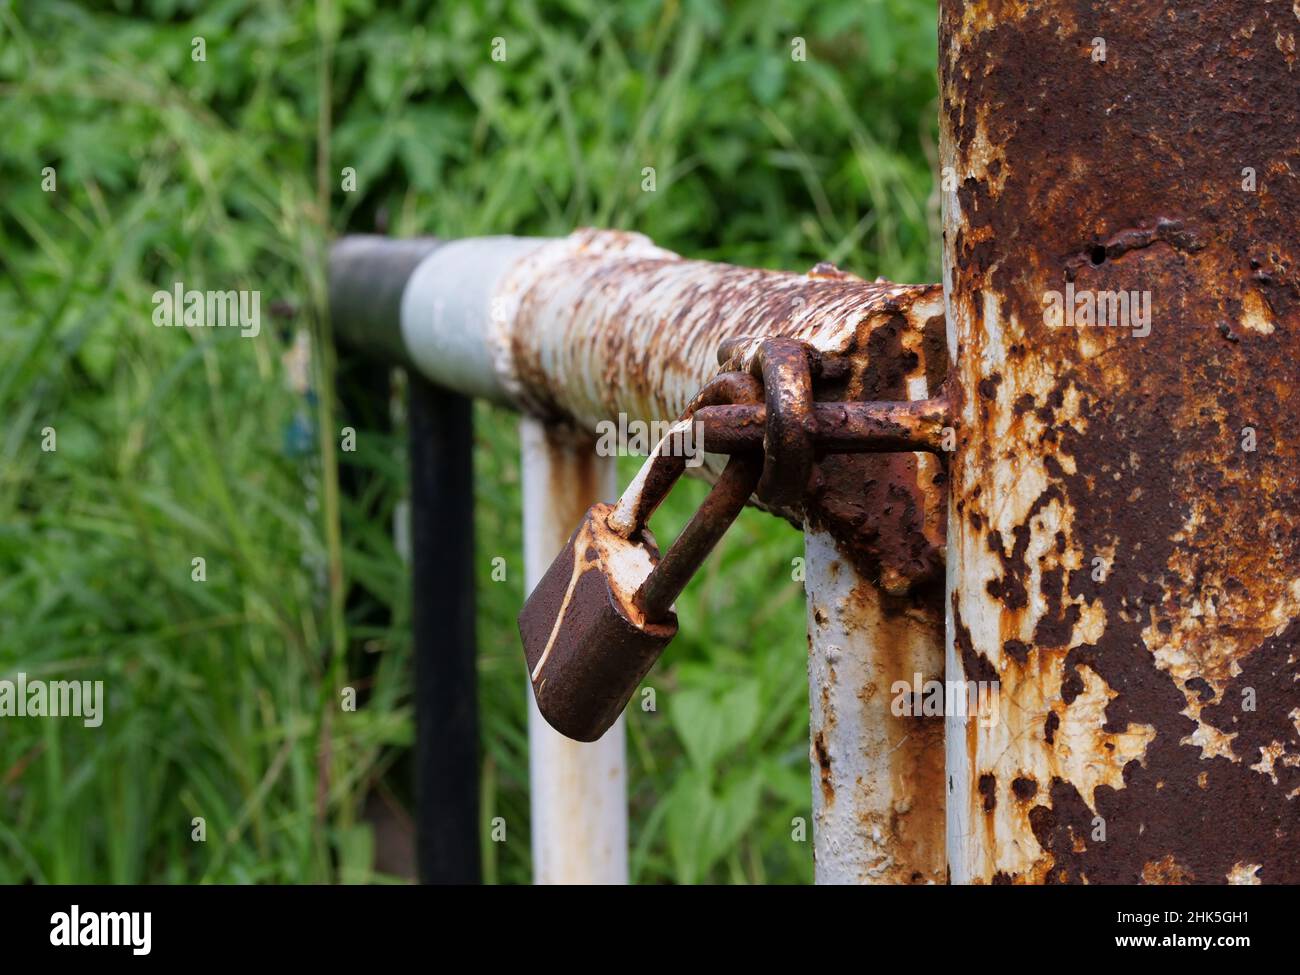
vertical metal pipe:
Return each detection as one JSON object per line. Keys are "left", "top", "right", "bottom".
{"left": 409, "top": 375, "right": 481, "bottom": 884}
{"left": 798, "top": 307, "right": 949, "bottom": 884}
{"left": 520, "top": 418, "right": 628, "bottom": 884}
{"left": 941, "top": 0, "right": 1300, "bottom": 883}
{"left": 804, "top": 531, "right": 946, "bottom": 884}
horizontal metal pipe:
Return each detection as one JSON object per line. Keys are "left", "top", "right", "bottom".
{"left": 329, "top": 229, "right": 948, "bottom": 538}
{"left": 329, "top": 235, "right": 444, "bottom": 368}
{"left": 329, "top": 230, "right": 945, "bottom": 436}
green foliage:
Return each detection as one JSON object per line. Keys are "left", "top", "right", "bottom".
{"left": 0, "top": 0, "right": 936, "bottom": 883}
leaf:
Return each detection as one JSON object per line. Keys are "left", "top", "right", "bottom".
{"left": 669, "top": 678, "right": 761, "bottom": 770}
{"left": 663, "top": 767, "right": 763, "bottom": 883}
{"left": 366, "top": 55, "right": 401, "bottom": 107}
{"left": 712, "top": 769, "right": 763, "bottom": 859}
{"left": 336, "top": 824, "right": 374, "bottom": 885}
{"left": 663, "top": 770, "right": 713, "bottom": 884}
{"left": 749, "top": 56, "right": 786, "bottom": 106}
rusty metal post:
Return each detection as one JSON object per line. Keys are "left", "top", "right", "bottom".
{"left": 797, "top": 307, "right": 949, "bottom": 885}
{"left": 805, "top": 533, "right": 947, "bottom": 883}
{"left": 941, "top": 0, "right": 1300, "bottom": 883}
{"left": 520, "top": 418, "right": 628, "bottom": 884}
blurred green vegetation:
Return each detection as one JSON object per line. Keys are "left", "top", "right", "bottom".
{"left": 0, "top": 0, "right": 937, "bottom": 883}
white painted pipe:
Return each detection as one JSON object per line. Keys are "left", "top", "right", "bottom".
{"left": 520, "top": 418, "right": 627, "bottom": 884}
{"left": 803, "top": 530, "right": 946, "bottom": 884}
{"left": 399, "top": 236, "right": 552, "bottom": 404}
{"left": 337, "top": 230, "right": 940, "bottom": 436}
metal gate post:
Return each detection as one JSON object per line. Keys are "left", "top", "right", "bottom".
{"left": 804, "top": 532, "right": 946, "bottom": 884}
{"left": 409, "top": 375, "right": 481, "bottom": 884}
{"left": 520, "top": 418, "right": 628, "bottom": 884}
{"left": 941, "top": 1, "right": 1300, "bottom": 883}
{"left": 795, "top": 302, "right": 949, "bottom": 885}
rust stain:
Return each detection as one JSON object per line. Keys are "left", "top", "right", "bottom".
{"left": 851, "top": 577, "right": 946, "bottom": 883}
{"left": 803, "top": 311, "right": 949, "bottom": 594}
{"left": 545, "top": 426, "right": 602, "bottom": 517}
{"left": 1141, "top": 854, "right": 1195, "bottom": 886}
{"left": 813, "top": 730, "right": 835, "bottom": 806}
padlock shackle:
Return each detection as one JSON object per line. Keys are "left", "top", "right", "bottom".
{"left": 604, "top": 425, "right": 690, "bottom": 539}
{"left": 605, "top": 370, "right": 763, "bottom": 538}
{"left": 633, "top": 451, "right": 764, "bottom": 622}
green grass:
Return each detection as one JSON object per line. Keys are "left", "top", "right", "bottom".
{"left": 0, "top": 0, "right": 937, "bottom": 884}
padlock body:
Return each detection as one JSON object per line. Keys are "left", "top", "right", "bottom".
{"left": 518, "top": 502, "right": 678, "bottom": 742}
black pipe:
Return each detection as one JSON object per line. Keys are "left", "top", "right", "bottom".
{"left": 328, "top": 234, "right": 481, "bottom": 881}
{"left": 409, "top": 373, "right": 481, "bottom": 884}
{"left": 329, "top": 236, "right": 440, "bottom": 366}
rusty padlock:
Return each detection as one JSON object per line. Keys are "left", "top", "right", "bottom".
{"left": 518, "top": 374, "right": 764, "bottom": 742}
